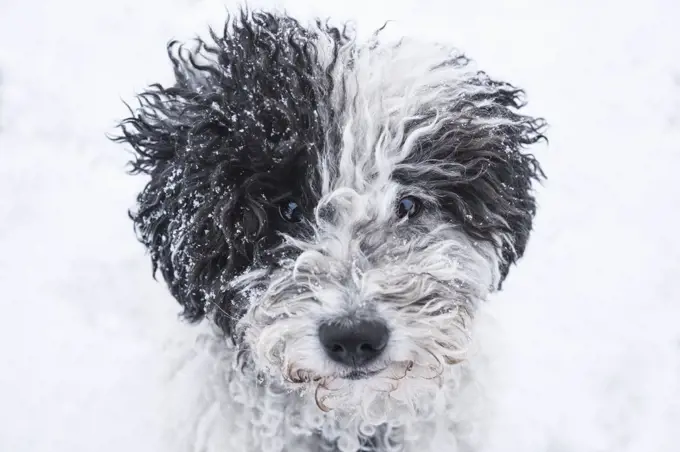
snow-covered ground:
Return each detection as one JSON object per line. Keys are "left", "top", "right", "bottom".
{"left": 1, "top": 0, "right": 679, "bottom": 450}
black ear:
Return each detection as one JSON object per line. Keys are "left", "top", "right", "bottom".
{"left": 447, "top": 77, "right": 547, "bottom": 284}
{"left": 113, "top": 74, "right": 241, "bottom": 327}
{"left": 111, "top": 11, "right": 340, "bottom": 334}
{"left": 394, "top": 63, "right": 547, "bottom": 286}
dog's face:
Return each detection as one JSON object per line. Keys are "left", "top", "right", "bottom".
{"left": 116, "top": 12, "right": 544, "bottom": 420}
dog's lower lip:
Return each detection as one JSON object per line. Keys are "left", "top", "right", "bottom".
{"left": 343, "top": 368, "right": 382, "bottom": 380}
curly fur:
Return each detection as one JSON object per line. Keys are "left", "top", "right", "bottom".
{"left": 113, "top": 8, "right": 546, "bottom": 452}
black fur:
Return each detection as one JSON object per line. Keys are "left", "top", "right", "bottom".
{"left": 114, "top": 11, "right": 349, "bottom": 336}
{"left": 393, "top": 62, "right": 546, "bottom": 283}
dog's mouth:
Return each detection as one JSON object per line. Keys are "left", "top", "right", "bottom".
{"left": 341, "top": 368, "right": 384, "bottom": 380}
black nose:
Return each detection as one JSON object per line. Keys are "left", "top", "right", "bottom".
{"left": 318, "top": 319, "right": 390, "bottom": 367}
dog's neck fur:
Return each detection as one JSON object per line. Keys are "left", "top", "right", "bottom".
{"left": 189, "top": 335, "right": 487, "bottom": 452}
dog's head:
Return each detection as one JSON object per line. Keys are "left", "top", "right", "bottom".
{"left": 115, "top": 11, "right": 545, "bottom": 421}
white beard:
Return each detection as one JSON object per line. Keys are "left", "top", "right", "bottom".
{"left": 156, "top": 312, "right": 499, "bottom": 452}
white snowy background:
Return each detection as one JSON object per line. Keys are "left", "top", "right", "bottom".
{"left": 1, "top": 0, "right": 679, "bottom": 450}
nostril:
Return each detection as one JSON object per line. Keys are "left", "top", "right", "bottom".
{"left": 331, "top": 344, "right": 345, "bottom": 353}
{"left": 359, "top": 343, "right": 375, "bottom": 352}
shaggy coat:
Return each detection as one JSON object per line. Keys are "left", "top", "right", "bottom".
{"left": 115, "top": 9, "right": 545, "bottom": 452}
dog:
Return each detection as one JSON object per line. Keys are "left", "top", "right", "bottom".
{"left": 114, "top": 9, "right": 546, "bottom": 452}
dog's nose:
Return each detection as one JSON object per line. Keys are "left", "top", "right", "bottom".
{"left": 318, "top": 319, "right": 389, "bottom": 367}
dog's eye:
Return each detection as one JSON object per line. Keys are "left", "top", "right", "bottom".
{"left": 280, "top": 200, "right": 303, "bottom": 223}
{"left": 396, "top": 196, "right": 421, "bottom": 219}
